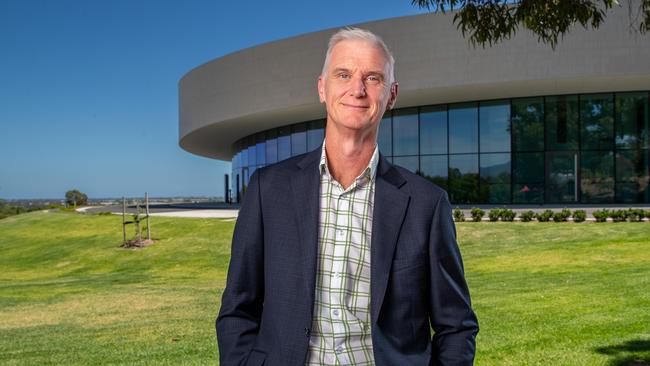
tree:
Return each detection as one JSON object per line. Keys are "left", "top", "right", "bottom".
{"left": 65, "top": 189, "right": 88, "bottom": 207}
{"left": 412, "top": 0, "right": 650, "bottom": 48}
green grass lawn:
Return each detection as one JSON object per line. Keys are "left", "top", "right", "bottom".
{"left": 0, "top": 211, "right": 649, "bottom": 365}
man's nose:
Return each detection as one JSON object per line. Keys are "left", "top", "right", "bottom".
{"left": 349, "top": 76, "right": 366, "bottom": 97}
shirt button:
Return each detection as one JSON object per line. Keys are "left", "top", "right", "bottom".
{"left": 335, "top": 346, "right": 344, "bottom": 354}
{"left": 332, "top": 309, "right": 339, "bottom": 317}
{"left": 337, "top": 230, "right": 344, "bottom": 237}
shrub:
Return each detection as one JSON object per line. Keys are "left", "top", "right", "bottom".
{"left": 520, "top": 210, "right": 535, "bottom": 222}
{"left": 627, "top": 208, "right": 645, "bottom": 222}
{"left": 453, "top": 207, "right": 465, "bottom": 222}
{"left": 470, "top": 207, "right": 485, "bottom": 222}
{"left": 593, "top": 209, "right": 609, "bottom": 222}
{"left": 553, "top": 208, "right": 571, "bottom": 222}
{"left": 536, "top": 209, "right": 553, "bottom": 222}
{"left": 608, "top": 209, "right": 628, "bottom": 222}
{"left": 572, "top": 210, "right": 587, "bottom": 223}
{"left": 488, "top": 208, "right": 501, "bottom": 222}
{"left": 501, "top": 208, "right": 516, "bottom": 222}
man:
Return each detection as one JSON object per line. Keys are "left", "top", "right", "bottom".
{"left": 217, "top": 28, "right": 478, "bottom": 366}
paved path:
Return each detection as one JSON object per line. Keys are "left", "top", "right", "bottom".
{"left": 77, "top": 204, "right": 239, "bottom": 219}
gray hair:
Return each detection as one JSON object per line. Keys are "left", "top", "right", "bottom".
{"left": 321, "top": 27, "right": 395, "bottom": 84}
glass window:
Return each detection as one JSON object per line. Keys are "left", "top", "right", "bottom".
{"left": 393, "top": 108, "right": 418, "bottom": 156}
{"left": 512, "top": 97, "right": 544, "bottom": 152}
{"left": 265, "top": 129, "right": 278, "bottom": 164}
{"left": 480, "top": 100, "right": 510, "bottom": 153}
{"left": 580, "top": 150, "right": 614, "bottom": 203}
{"left": 449, "top": 103, "right": 478, "bottom": 154}
{"left": 247, "top": 136, "right": 256, "bottom": 167}
{"left": 256, "top": 133, "right": 266, "bottom": 166}
{"left": 479, "top": 153, "right": 511, "bottom": 203}
{"left": 581, "top": 94, "right": 614, "bottom": 150}
{"left": 480, "top": 153, "right": 511, "bottom": 184}
{"left": 232, "top": 151, "right": 240, "bottom": 170}
{"left": 378, "top": 114, "right": 392, "bottom": 156}
{"left": 307, "top": 119, "right": 325, "bottom": 151}
{"left": 420, "top": 155, "right": 448, "bottom": 190}
{"left": 291, "top": 123, "right": 307, "bottom": 156}
{"left": 242, "top": 167, "right": 250, "bottom": 195}
{"left": 512, "top": 152, "right": 544, "bottom": 203}
{"left": 235, "top": 169, "right": 242, "bottom": 203}
{"left": 546, "top": 95, "right": 579, "bottom": 150}
{"left": 546, "top": 151, "right": 579, "bottom": 203}
{"left": 420, "top": 106, "right": 447, "bottom": 155}
{"left": 448, "top": 154, "right": 479, "bottom": 204}
{"left": 393, "top": 156, "right": 418, "bottom": 173}
{"left": 616, "top": 92, "right": 649, "bottom": 150}
{"left": 616, "top": 149, "right": 650, "bottom": 203}
{"left": 240, "top": 147, "right": 249, "bottom": 169}
{"left": 277, "top": 126, "right": 291, "bottom": 161}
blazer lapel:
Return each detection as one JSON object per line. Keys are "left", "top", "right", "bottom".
{"left": 289, "top": 149, "right": 321, "bottom": 307}
{"left": 371, "top": 155, "right": 410, "bottom": 324}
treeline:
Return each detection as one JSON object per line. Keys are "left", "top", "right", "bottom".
{"left": 0, "top": 200, "right": 42, "bottom": 220}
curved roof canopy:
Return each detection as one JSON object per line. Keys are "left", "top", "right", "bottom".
{"left": 179, "top": 8, "right": 650, "bottom": 161}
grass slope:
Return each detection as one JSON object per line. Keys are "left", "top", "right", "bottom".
{"left": 0, "top": 211, "right": 649, "bottom": 365}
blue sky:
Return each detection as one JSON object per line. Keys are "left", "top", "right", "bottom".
{"left": 0, "top": 0, "right": 424, "bottom": 199}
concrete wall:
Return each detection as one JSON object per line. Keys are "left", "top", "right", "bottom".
{"left": 179, "top": 6, "right": 650, "bottom": 160}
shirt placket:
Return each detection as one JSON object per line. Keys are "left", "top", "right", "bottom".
{"left": 331, "top": 184, "right": 351, "bottom": 365}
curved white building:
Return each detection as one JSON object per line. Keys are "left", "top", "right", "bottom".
{"left": 179, "top": 7, "right": 650, "bottom": 205}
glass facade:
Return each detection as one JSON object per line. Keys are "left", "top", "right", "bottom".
{"left": 230, "top": 92, "right": 650, "bottom": 205}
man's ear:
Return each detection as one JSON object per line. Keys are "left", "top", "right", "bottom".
{"left": 317, "top": 76, "right": 326, "bottom": 103}
{"left": 387, "top": 82, "right": 399, "bottom": 110}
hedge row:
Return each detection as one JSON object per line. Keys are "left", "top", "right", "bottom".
{"left": 452, "top": 207, "right": 650, "bottom": 223}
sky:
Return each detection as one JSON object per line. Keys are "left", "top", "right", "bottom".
{"left": 0, "top": 0, "right": 425, "bottom": 200}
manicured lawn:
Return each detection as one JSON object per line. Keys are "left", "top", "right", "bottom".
{"left": 0, "top": 211, "right": 648, "bottom": 365}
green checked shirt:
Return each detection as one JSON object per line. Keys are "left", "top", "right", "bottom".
{"left": 305, "top": 141, "right": 379, "bottom": 366}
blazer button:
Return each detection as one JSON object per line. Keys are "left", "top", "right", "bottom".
{"left": 305, "top": 327, "right": 311, "bottom": 338}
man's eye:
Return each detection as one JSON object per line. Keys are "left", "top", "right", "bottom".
{"left": 366, "top": 75, "right": 381, "bottom": 84}
{"left": 338, "top": 73, "right": 350, "bottom": 79}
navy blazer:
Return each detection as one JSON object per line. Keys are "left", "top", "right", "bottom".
{"left": 217, "top": 148, "right": 478, "bottom": 366}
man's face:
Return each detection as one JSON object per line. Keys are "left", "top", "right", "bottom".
{"left": 318, "top": 39, "right": 398, "bottom": 135}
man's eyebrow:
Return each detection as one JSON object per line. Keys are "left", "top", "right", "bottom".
{"left": 331, "top": 67, "right": 351, "bottom": 74}
{"left": 365, "top": 71, "right": 385, "bottom": 78}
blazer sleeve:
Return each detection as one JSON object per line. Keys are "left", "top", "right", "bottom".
{"left": 428, "top": 192, "right": 479, "bottom": 365}
{"left": 216, "top": 169, "right": 265, "bottom": 366}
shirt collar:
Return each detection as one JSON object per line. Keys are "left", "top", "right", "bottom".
{"left": 319, "top": 139, "right": 379, "bottom": 183}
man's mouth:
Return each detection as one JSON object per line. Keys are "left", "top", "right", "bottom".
{"left": 341, "top": 103, "right": 369, "bottom": 109}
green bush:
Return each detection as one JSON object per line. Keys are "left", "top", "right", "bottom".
{"left": 593, "top": 209, "right": 609, "bottom": 222}
{"left": 501, "top": 208, "right": 516, "bottom": 222}
{"left": 553, "top": 208, "right": 571, "bottom": 222}
{"left": 453, "top": 207, "right": 465, "bottom": 222}
{"left": 536, "top": 209, "right": 553, "bottom": 222}
{"left": 0, "top": 203, "right": 27, "bottom": 220}
{"left": 520, "top": 210, "right": 535, "bottom": 222}
{"left": 609, "top": 209, "right": 628, "bottom": 222}
{"left": 470, "top": 207, "right": 485, "bottom": 222}
{"left": 572, "top": 210, "right": 587, "bottom": 223}
{"left": 488, "top": 208, "right": 501, "bottom": 222}
{"left": 627, "top": 208, "right": 645, "bottom": 222}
